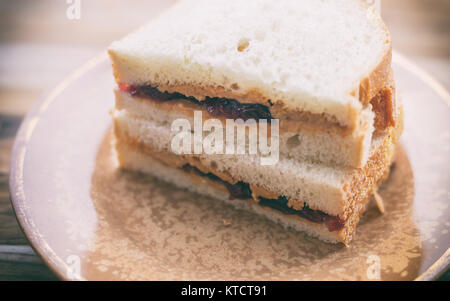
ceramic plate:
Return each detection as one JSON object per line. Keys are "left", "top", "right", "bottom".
{"left": 9, "top": 52, "right": 450, "bottom": 280}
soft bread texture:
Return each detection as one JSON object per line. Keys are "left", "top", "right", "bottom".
{"left": 113, "top": 109, "right": 399, "bottom": 218}
{"left": 115, "top": 142, "right": 348, "bottom": 244}
{"left": 108, "top": 0, "right": 392, "bottom": 128}
{"left": 115, "top": 89, "right": 375, "bottom": 167}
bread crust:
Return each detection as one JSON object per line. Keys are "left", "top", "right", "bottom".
{"left": 357, "top": 46, "right": 392, "bottom": 105}
{"left": 371, "top": 69, "right": 396, "bottom": 129}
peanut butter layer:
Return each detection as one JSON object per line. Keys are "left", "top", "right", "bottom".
{"left": 183, "top": 163, "right": 347, "bottom": 232}
{"left": 372, "top": 77, "right": 396, "bottom": 129}
{"left": 116, "top": 89, "right": 349, "bottom": 136}
{"left": 120, "top": 75, "right": 396, "bottom": 135}
{"left": 357, "top": 47, "right": 393, "bottom": 106}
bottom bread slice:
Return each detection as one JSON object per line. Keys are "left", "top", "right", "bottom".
{"left": 114, "top": 138, "right": 395, "bottom": 245}
{"left": 116, "top": 142, "right": 357, "bottom": 244}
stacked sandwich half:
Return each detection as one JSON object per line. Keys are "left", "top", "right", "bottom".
{"left": 108, "top": 0, "right": 403, "bottom": 244}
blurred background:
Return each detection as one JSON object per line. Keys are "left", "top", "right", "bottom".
{"left": 0, "top": 0, "right": 448, "bottom": 280}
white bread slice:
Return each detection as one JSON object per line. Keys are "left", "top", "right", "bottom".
{"left": 113, "top": 109, "right": 398, "bottom": 218}
{"left": 114, "top": 89, "right": 375, "bottom": 167}
{"left": 108, "top": 0, "right": 392, "bottom": 129}
{"left": 115, "top": 142, "right": 348, "bottom": 244}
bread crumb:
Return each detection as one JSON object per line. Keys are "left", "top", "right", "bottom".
{"left": 373, "top": 190, "right": 385, "bottom": 214}
{"left": 237, "top": 38, "right": 250, "bottom": 52}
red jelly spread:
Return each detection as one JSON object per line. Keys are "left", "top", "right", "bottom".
{"left": 120, "top": 84, "right": 273, "bottom": 121}
{"left": 259, "top": 197, "right": 345, "bottom": 232}
{"left": 182, "top": 164, "right": 345, "bottom": 232}
{"left": 182, "top": 165, "right": 251, "bottom": 200}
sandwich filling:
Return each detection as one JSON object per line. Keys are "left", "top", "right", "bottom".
{"left": 119, "top": 84, "right": 272, "bottom": 121}
{"left": 181, "top": 164, "right": 346, "bottom": 232}
{"left": 119, "top": 83, "right": 394, "bottom": 131}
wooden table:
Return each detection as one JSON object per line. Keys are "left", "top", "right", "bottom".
{"left": 0, "top": 0, "right": 448, "bottom": 281}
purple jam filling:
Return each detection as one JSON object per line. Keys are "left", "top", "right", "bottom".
{"left": 182, "top": 164, "right": 252, "bottom": 200}
{"left": 182, "top": 164, "right": 345, "bottom": 232}
{"left": 258, "top": 196, "right": 346, "bottom": 232}
{"left": 121, "top": 84, "right": 273, "bottom": 121}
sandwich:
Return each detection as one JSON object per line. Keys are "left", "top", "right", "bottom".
{"left": 108, "top": 0, "right": 402, "bottom": 244}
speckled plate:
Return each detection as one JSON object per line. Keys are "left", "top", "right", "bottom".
{"left": 9, "top": 51, "right": 450, "bottom": 280}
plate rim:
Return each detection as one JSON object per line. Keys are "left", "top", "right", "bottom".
{"left": 8, "top": 50, "right": 450, "bottom": 281}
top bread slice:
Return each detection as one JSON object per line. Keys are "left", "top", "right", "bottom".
{"left": 108, "top": 0, "right": 392, "bottom": 130}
